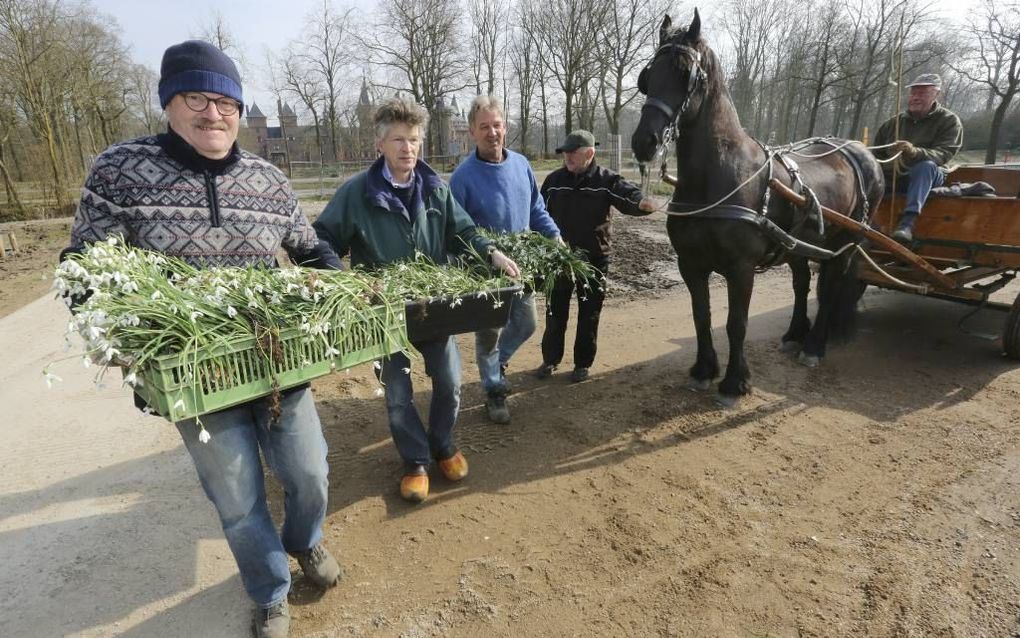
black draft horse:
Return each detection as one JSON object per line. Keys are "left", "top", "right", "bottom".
{"left": 631, "top": 11, "right": 885, "bottom": 407}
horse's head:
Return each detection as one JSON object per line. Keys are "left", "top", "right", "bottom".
{"left": 631, "top": 10, "right": 709, "bottom": 164}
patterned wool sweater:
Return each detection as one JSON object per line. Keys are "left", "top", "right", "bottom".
{"left": 64, "top": 130, "right": 340, "bottom": 269}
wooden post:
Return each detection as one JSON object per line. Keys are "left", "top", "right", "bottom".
{"left": 7, "top": 232, "right": 17, "bottom": 253}
{"left": 0, "top": 233, "right": 6, "bottom": 260}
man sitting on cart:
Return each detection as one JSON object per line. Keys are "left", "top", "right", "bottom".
{"left": 872, "top": 73, "right": 963, "bottom": 243}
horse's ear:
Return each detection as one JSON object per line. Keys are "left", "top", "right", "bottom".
{"left": 659, "top": 15, "right": 672, "bottom": 44}
{"left": 687, "top": 9, "right": 701, "bottom": 41}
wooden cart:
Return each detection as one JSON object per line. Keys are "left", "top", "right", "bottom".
{"left": 855, "top": 165, "right": 1020, "bottom": 359}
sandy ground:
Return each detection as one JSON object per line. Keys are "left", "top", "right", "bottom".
{"left": 2, "top": 211, "right": 1020, "bottom": 637}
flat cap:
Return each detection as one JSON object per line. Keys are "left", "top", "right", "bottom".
{"left": 555, "top": 129, "right": 599, "bottom": 153}
{"left": 907, "top": 73, "right": 941, "bottom": 89}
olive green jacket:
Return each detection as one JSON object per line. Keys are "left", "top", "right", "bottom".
{"left": 313, "top": 157, "right": 492, "bottom": 269}
{"left": 873, "top": 103, "right": 963, "bottom": 174}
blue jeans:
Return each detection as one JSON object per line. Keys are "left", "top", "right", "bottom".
{"left": 379, "top": 336, "right": 461, "bottom": 469}
{"left": 474, "top": 291, "right": 537, "bottom": 394}
{"left": 894, "top": 160, "right": 945, "bottom": 216}
{"left": 175, "top": 387, "right": 329, "bottom": 608}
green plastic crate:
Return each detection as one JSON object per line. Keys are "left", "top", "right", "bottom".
{"left": 131, "top": 306, "right": 406, "bottom": 422}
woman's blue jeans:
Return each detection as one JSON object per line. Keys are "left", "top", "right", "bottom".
{"left": 379, "top": 336, "right": 461, "bottom": 469}
{"left": 175, "top": 387, "right": 329, "bottom": 608}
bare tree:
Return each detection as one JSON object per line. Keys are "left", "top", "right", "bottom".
{"left": 952, "top": 0, "right": 1020, "bottom": 163}
{"left": 598, "top": 0, "right": 665, "bottom": 135}
{"left": 528, "top": 0, "right": 610, "bottom": 132}
{"left": 508, "top": 4, "right": 539, "bottom": 154}
{"left": 299, "top": 0, "right": 355, "bottom": 162}
{"left": 360, "top": 0, "right": 469, "bottom": 154}
{"left": 272, "top": 46, "right": 327, "bottom": 163}
{"left": 468, "top": 0, "right": 508, "bottom": 96}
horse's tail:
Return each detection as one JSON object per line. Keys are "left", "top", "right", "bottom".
{"left": 817, "top": 249, "right": 862, "bottom": 344}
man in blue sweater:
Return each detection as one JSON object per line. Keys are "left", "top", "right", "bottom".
{"left": 450, "top": 95, "right": 561, "bottom": 424}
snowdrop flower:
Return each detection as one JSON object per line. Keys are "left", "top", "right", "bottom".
{"left": 492, "top": 300, "right": 504, "bottom": 309}
{"left": 42, "top": 369, "right": 62, "bottom": 389}
{"left": 373, "top": 361, "right": 382, "bottom": 371}
{"left": 374, "top": 388, "right": 384, "bottom": 397}
{"left": 325, "top": 346, "right": 341, "bottom": 357}
{"left": 82, "top": 355, "right": 93, "bottom": 369}
{"left": 122, "top": 371, "right": 138, "bottom": 387}
{"left": 227, "top": 306, "right": 237, "bottom": 318}
{"left": 190, "top": 310, "right": 203, "bottom": 322}
{"left": 198, "top": 427, "right": 211, "bottom": 444}
{"left": 402, "top": 367, "right": 411, "bottom": 374}
{"left": 103, "top": 345, "right": 120, "bottom": 362}
{"left": 121, "top": 280, "right": 139, "bottom": 294}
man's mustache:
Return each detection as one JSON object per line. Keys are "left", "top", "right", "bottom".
{"left": 194, "top": 119, "right": 228, "bottom": 130}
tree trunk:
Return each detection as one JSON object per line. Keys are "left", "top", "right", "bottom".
{"left": 986, "top": 92, "right": 1016, "bottom": 164}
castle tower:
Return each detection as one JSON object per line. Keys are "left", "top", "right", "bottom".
{"left": 246, "top": 102, "right": 268, "bottom": 157}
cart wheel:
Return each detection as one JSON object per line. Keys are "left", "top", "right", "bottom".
{"left": 1004, "top": 292, "right": 1020, "bottom": 360}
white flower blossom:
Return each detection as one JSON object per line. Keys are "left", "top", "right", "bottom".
{"left": 374, "top": 387, "right": 385, "bottom": 397}
{"left": 43, "top": 369, "right": 62, "bottom": 389}
{"left": 173, "top": 399, "right": 186, "bottom": 412}
{"left": 198, "top": 427, "right": 211, "bottom": 444}
{"left": 190, "top": 311, "right": 203, "bottom": 321}
{"left": 402, "top": 367, "right": 411, "bottom": 374}
{"left": 227, "top": 306, "right": 237, "bottom": 318}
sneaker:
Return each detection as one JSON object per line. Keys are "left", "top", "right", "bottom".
{"left": 534, "top": 363, "right": 556, "bottom": 379}
{"left": 254, "top": 601, "right": 290, "bottom": 638}
{"left": 570, "top": 367, "right": 590, "bottom": 383}
{"left": 400, "top": 466, "right": 429, "bottom": 503}
{"left": 485, "top": 391, "right": 511, "bottom": 424}
{"left": 437, "top": 450, "right": 469, "bottom": 481}
{"left": 290, "top": 544, "right": 341, "bottom": 590}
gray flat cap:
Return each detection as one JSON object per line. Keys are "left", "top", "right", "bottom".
{"left": 555, "top": 129, "right": 599, "bottom": 153}
{"left": 907, "top": 73, "right": 941, "bottom": 88}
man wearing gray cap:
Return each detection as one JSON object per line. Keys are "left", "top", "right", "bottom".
{"left": 872, "top": 73, "right": 963, "bottom": 242}
{"left": 61, "top": 40, "right": 341, "bottom": 638}
{"left": 535, "top": 130, "right": 655, "bottom": 382}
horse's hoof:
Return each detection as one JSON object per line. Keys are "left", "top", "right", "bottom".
{"left": 714, "top": 394, "right": 739, "bottom": 409}
{"left": 779, "top": 340, "right": 801, "bottom": 354}
{"left": 797, "top": 352, "right": 820, "bottom": 368}
{"left": 686, "top": 378, "right": 712, "bottom": 392}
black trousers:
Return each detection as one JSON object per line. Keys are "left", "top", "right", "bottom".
{"left": 541, "top": 258, "right": 608, "bottom": 369}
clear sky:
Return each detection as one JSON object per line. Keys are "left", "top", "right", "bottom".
{"left": 98, "top": 0, "right": 977, "bottom": 125}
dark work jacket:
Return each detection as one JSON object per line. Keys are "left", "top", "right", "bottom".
{"left": 540, "top": 161, "right": 648, "bottom": 260}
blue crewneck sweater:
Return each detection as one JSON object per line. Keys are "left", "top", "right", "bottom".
{"left": 449, "top": 149, "right": 560, "bottom": 238}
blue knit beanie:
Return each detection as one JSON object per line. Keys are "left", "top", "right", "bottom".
{"left": 158, "top": 40, "right": 243, "bottom": 109}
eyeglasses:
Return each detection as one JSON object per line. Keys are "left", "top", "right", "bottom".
{"left": 181, "top": 93, "right": 241, "bottom": 116}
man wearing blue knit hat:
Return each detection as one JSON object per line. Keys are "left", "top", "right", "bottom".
{"left": 62, "top": 40, "right": 342, "bottom": 638}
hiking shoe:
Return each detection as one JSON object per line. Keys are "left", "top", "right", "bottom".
{"left": 400, "top": 466, "right": 429, "bottom": 503}
{"left": 437, "top": 450, "right": 469, "bottom": 482}
{"left": 290, "top": 543, "right": 341, "bottom": 590}
{"left": 485, "top": 391, "right": 511, "bottom": 424}
{"left": 891, "top": 225, "right": 913, "bottom": 242}
{"left": 570, "top": 367, "right": 590, "bottom": 383}
{"left": 891, "top": 212, "right": 917, "bottom": 243}
{"left": 534, "top": 363, "right": 556, "bottom": 379}
{"left": 254, "top": 601, "right": 290, "bottom": 638}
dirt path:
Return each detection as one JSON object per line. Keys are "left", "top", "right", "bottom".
{"left": 3, "top": 212, "right": 1019, "bottom": 636}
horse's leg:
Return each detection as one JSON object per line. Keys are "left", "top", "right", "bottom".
{"left": 781, "top": 257, "right": 812, "bottom": 353}
{"left": 718, "top": 264, "right": 755, "bottom": 407}
{"left": 800, "top": 252, "right": 859, "bottom": 367}
{"left": 679, "top": 265, "right": 718, "bottom": 390}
